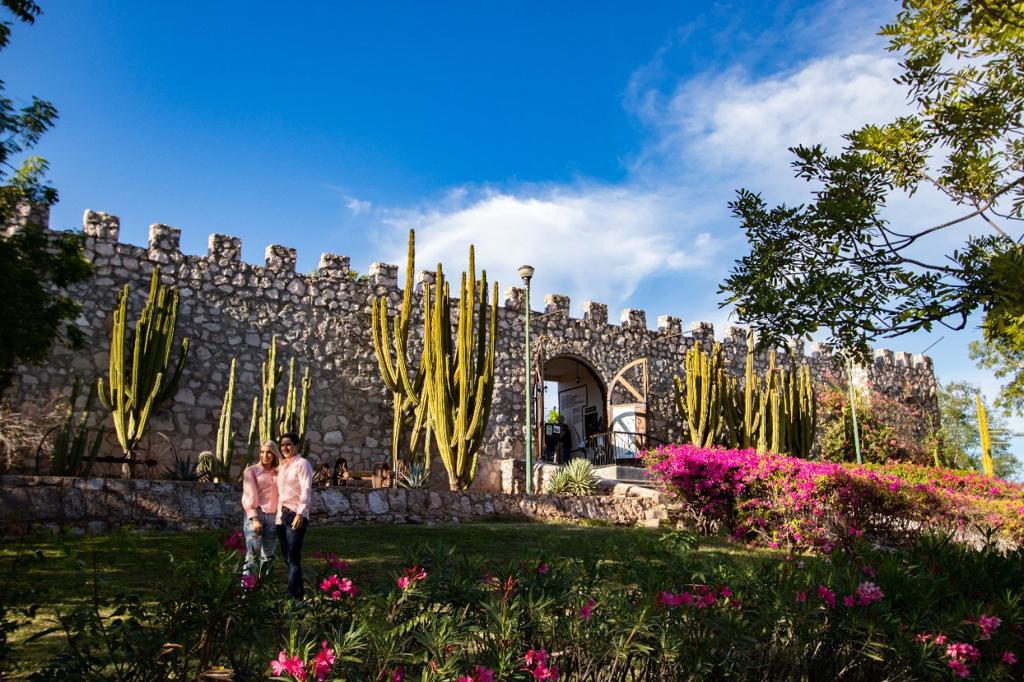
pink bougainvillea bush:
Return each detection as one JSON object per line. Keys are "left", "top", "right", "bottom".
{"left": 645, "top": 444, "right": 1024, "bottom": 551}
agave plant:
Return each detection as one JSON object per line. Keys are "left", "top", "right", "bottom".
{"left": 398, "top": 461, "right": 431, "bottom": 489}
{"left": 546, "top": 458, "right": 597, "bottom": 496}
{"left": 168, "top": 452, "right": 199, "bottom": 481}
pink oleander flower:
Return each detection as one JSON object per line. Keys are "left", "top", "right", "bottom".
{"left": 1003, "top": 651, "right": 1018, "bottom": 665}
{"left": 524, "top": 648, "right": 558, "bottom": 680}
{"left": 795, "top": 591, "right": 807, "bottom": 603}
{"left": 241, "top": 573, "right": 257, "bottom": 590}
{"left": 842, "top": 595, "right": 855, "bottom": 608}
{"left": 391, "top": 665, "right": 404, "bottom": 681}
{"left": 976, "top": 614, "right": 1001, "bottom": 639}
{"left": 222, "top": 529, "right": 245, "bottom": 554}
{"left": 579, "top": 598, "right": 595, "bottom": 621}
{"left": 311, "top": 641, "right": 335, "bottom": 681}
{"left": 319, "top": 574, "right": 355, "bottom": 600}
{"left": 475, "top": 665, "right": 495, "bottom": 682}
{"left": 947, "top": 660, "right": 970, "bottom": 678}
{"left": 946, "top": 642, "right": 982, "bottom": 664}
{"left": 270, "top": 651, "right": 306, "bottom": 680}
{"left": 915, "top": 633, "right": 932, "bottom": 643}
{"left": 935, "top": 634, "right": 948, "bottom": 645}
{"left": 458, "top": 677, "right": 473, "bottom": 682}
{"left": 854, "top": 581, "right": 884, "bottom": 606}
{"left": 313, "top": 550, "right": 349, "bottom": 572}
{"left": 537, "top": 562, "right": 550, "bottom": 575}
{"left": 817, "top": 585, "right": 836, "bottom": 608}
{"left": 398, "top": 565, "right": 427, "bottom": 590}
{"left": 658, "top": 591, "right": 683, "bottom": 607}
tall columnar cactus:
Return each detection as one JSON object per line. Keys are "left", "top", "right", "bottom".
{"left": 279, "top": 357, "right": 311, "bottom": 441}
{"left": 977, "top": 395, "right": 994, "bottom": 476}
{"left": 251, "top": 337, "right": 282, "bottom": 446}
{"left": 371, "top": 229, "right": 427, "bottom": 472}
{"left": 247, "top": 336, "right": 311, "bottom": 455}
{"left": 48, "top": 376, "right": 105, "bottom": 477}
{"left": 98, "top": 267, "right": 189, "bottom": 477}
{"left": 207, "top": 358, "right": 237, "bottom": 483}
{"left": 421, "top": 247, "right": 498, "bottom": 491}
{"left": 722, "top": 328, "right": 762, "bottom": 449}
{"left": 755, "top": 352, "right": 778, "bottom": 454}
{"left": 782, "top": 358, "right": 817, "bottom": 458}
{"left": 674, "top": 341, "right": 723, "bottom": 448}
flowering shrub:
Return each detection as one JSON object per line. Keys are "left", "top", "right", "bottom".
{"left": 818, "top": 383, "right": 933, "bottom": 465}
{"left": 645, "top": 444, "right": 1024, "bottom": 550}
{"left": 27, "top": 524, "right": 1024, "bottom": 680}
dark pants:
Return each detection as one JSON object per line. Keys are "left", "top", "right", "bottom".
{"left": 276, "top": 509, "right": 307, "bottom": 600}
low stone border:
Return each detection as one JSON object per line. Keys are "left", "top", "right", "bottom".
{"left": 0, "top": 475, "right": 664, "bottom": 534}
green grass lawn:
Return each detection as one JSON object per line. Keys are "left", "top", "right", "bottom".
{"left": 0, "top": 521, "right": 778, "bottom": 677}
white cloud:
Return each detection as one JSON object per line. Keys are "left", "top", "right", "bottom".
{"left": 345, "top": 196, "right": 372, "bottom": 214}
{"left": 632, "top": 52, "right": 908, "bottom": 188}
{"left": 380, "top": 186, "right": 720, "bottom": 312}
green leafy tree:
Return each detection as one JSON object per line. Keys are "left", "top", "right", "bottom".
{"left": 936, "top": 381, "right": 1020, "bottom": 480}
{"left": 719, "top": 2, "right": 1024, "bottom": 372}
{"left": 0, "top": 0, "right": 92, "bottom": 395}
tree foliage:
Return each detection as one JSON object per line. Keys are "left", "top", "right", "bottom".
{"left": 0, "top": 0, "right": 92, "bottom": 395}
{"left": 719, "top": 1, "right": 1024, "bottom": 372}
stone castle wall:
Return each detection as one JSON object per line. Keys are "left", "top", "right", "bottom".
{"left": 7, "top": 209, "right": 940, "bottom": 488}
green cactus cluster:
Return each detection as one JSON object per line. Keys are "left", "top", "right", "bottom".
{"left": 47, "top": 376, "right": 105, "bottom": 477}
{"left": 97, "top": 267, "right": 189, "bottom": 477}
{"left": 246, "top": 336, "right": 310, "bottom": 456}
{"left": 421, "top": 246, "right": 498, "bottom": 491}
{"left": 369, "top": 234, "right": 498, "bottom": 490}
{"left": 674, "top": 340, "right": 722, "bottom": 448}
{"left": 371, "top": 229, "right": 428, "bottom": 472}
{"left": 675, "top": 328, "right": 818, "bottom": 458}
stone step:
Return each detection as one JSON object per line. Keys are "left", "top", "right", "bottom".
{"left": 644, "top": 506, "right": 668, "bottom": 520}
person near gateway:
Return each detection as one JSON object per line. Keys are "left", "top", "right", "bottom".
{"left": 275, "top": 432, "right": 313, "bottom": 600}
{"left": 241, "top": 440, "right": 281, "bottom": 578}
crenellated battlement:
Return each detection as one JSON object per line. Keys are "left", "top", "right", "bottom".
{"left": 76, "top": 208, "right": 937, "bottom": 371}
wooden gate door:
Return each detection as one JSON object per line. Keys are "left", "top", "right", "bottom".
{"left": 606, "top": 358, "right": 648, "bottom": 460}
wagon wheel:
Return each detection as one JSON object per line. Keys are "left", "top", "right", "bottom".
{"left": 133, "top": 431, "right": 178, "bottom": 479}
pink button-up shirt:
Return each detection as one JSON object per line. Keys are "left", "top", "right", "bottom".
{"left": 241, "top": 464, "right": 279, "bottom": 520}
{"left": 275, "top": 455, "right": 313, "bottom": 523}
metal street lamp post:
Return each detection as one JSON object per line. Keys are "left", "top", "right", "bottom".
{"left": 519, "top": 265, "right": 535, "bottom": 494}
{"left": 847, "top": 354, "right": 863, "bottom": 465}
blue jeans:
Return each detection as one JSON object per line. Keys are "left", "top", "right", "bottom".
{"left": 243, "top": 510, "right": 277, "bottom": 576}
{"left": 276, "top": 509, "right": 308, "bottom": 600}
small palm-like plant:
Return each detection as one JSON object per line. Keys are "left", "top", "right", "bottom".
{"left": 546, "top": 458, "right": 597, "bottom": 496}
{"left": 398, "top": 462, "right": 431, "bottom": 489}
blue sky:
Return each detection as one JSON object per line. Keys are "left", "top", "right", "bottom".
{"left": 4, "top": 1, "right": 1020, "bottom": 452}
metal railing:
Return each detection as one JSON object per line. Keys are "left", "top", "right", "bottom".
{"left": 582, "top": 431, "right": 668, "bottom": 467}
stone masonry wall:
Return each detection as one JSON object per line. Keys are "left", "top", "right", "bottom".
{"left": 0, "top": 475, "right": 662, "bottom": 534}
{"left": 7, "top": 210, "right": 940, "bottom": 488}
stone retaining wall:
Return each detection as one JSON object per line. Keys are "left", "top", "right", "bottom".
{"left": 0, "top": 475, "right": 663, "bottom": 534}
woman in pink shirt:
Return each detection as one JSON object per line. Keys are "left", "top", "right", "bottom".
{"left": 241, "top": 440, "right": 280, "bottom": 577}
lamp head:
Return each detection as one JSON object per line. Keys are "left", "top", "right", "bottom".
{"left": 518, "top": 264, "right": 535, "bottom": 285}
